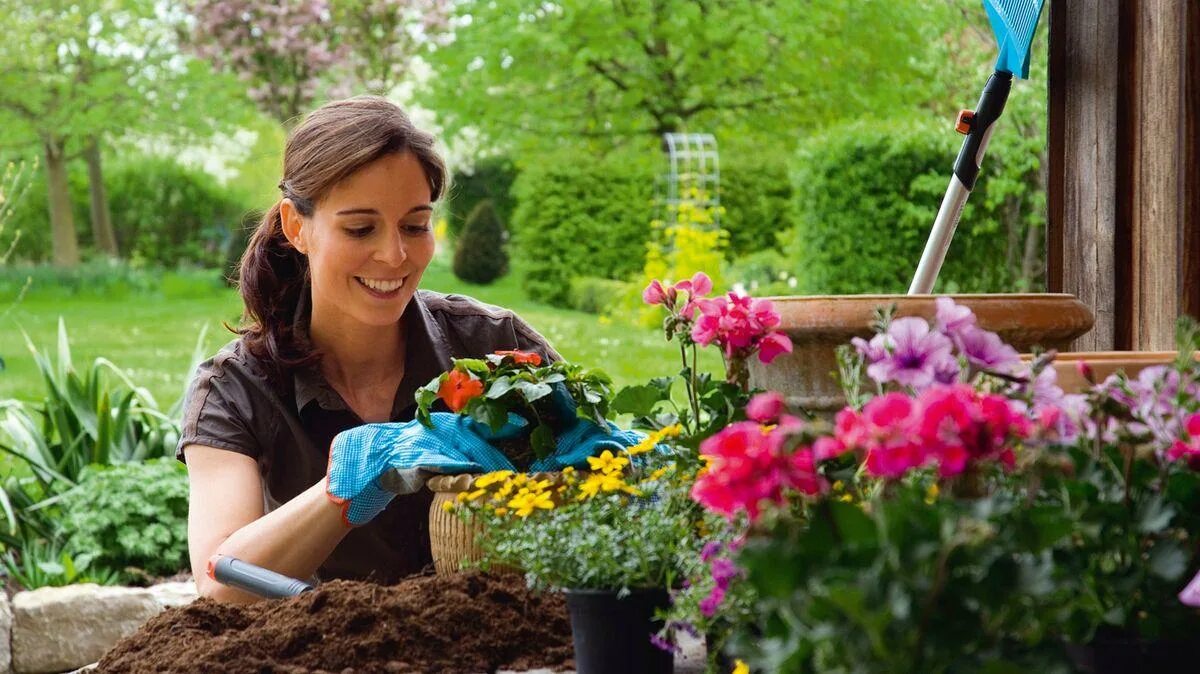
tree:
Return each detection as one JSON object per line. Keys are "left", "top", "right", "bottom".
{"left": 331, "top": 0, "right": 452, "bottom": 95}
{"left": 184, "top": 0, "right": 348, "bottom": 126}
{"left": 0, "top": 0, "right": 244, "bottom": 265}
{"left": 422, "top": 0, "right": 938, "bottom": 154}
{"left": 453, "top": 199, "right": 509, "bottom": 284}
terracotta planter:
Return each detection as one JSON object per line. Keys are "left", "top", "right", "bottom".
{"left": 747, "top": 293, "right": 1095, "bottom": 413}
{"left": 427, "top": 471, "right": 573, "bottom": 575}
{"left": 1049, "top": 351, "right": 1189, "bottom": 394}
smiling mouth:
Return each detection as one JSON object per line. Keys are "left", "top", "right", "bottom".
{"left": 355, "top": 276, "right": 405, "bottom": 296}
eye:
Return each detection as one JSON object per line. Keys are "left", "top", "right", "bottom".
{"left": 344, "top": 225, "right": 374, "bottom": 238}
{"left": 403, "top": 221, "right": 432, "bottom": 234}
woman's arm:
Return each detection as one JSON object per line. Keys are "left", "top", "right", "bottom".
{"left": 184, "top": 445, "right": 351, "bottom": 604}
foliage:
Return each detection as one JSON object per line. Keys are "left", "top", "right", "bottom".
{"left": 452, "top": 199, "right": 508, "bottom": 284}
{"left": 567, "top": 277, "right": 629, "bottom": 315}
{"left": 787, "top": 115, "right": 1045, "bottom": 294}
{"left": 329, "top": 0, "right": 452, "bottom": 95}
{"left": 57, "top": 458, "right": 191, "bottom": 581}
{"left": 422, "top": 0, "right": 934, "bottom": 154}
{"left": 719, "top": 155, "right": 795, "bottom": 260}
{"left": 452, "top": 425, "right": 705, "bottom": 593}
{"left": 0, "top": 160, "right": 32, "bottom": 266}
{"left": 1, "top": 536, "right": 121, "bottom": 590}
{"left": 0, "top": 320, "right": 186, "bottom": 549}
{"left": 679, "top": 304, "right": 1200, "bottom": 671}
{"left": 724, "top": 250, "right": 799, "bottom": 297}
{"left": 416, "top": 350, "right": 614, "bottom": 462}
{"left": 445, "top": 156, "right": 518, "bottom": 240}
{"left": 509, "top": 153, "right": 656, "bottom": 307}
{"left": 4, "top": 153, "right": 255, "bottom": 266}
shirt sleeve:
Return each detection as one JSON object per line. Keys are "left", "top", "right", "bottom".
{"left": 176, "top": 352, "right": 262, "bottom": 464}
{"left": 510, "top": 312, "right": 563, "bottom": 363}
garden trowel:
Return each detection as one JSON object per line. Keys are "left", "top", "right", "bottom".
{"left": 908, "top": 0, "right": 1046, "bottom": 294}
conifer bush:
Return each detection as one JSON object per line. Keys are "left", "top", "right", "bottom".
{"left": 452, "top": 199, "right": 509, "bottom": 284}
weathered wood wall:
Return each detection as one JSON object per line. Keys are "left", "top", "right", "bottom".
{"left": 1048, "top": 0, "right": 1199, "bottom": 351}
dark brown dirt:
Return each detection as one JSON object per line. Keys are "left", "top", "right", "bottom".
{"left": 95, "top": 571, "right": 574, "bottom": 673}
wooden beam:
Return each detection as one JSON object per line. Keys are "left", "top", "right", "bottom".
{"left": 1131, "top": 0, "right": 1185, "bottom": 350}
{"left": 1184, "top": 0, "right": 1200, "bottom": 321}
{"left": 1048, "top": 0, "right": 1120, "bottom": 350}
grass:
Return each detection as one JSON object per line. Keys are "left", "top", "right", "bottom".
{"left": 0, "top": 254, "right": 722, "bottom": 408}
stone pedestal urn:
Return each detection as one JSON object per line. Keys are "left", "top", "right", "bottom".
{"left": 748, "top": 293, "right": 1095, "bottom": 413}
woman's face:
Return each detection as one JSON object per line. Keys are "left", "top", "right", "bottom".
{"left": 283, "top": 152, "right": 435, "bottom": 329}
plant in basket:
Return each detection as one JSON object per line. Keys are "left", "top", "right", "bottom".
{"left": 415, "top": 349, "right": 614, "bottom": 470}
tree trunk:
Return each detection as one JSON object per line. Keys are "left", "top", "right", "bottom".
{"left": 84, "top": 136, "right": 118, "bottom": 257}
{"left": 43, "top": 137, "right": 80, "bottom": 267}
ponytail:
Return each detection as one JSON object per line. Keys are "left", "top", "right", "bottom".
{"left": 235, "top": 201, "right": 318, "bottom": 377}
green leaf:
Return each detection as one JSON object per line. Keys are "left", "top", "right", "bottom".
{"left": 531, "top": 424, "right": 555, "bottom": 460}
{"left": 469, "top": 400, "right": 510, "bottom": 432}
{"left": 485, "top": 376, "right": 516, "bottom": 399}
{"left": 514, "top": 380, "right": 553, "bottom": 403}
{"left": 456, "top": 358, "right": 491, "bottom": 376}
{"left": 611, "top": 384, "right": 667, "bottom": 416}
{"left": 1136, "top": 494, "right": 1175, "bottom": 534}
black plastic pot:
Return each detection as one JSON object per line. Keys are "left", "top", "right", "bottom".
{"left": 564, "top": 587, "right": 674, "bottom": 674}
{"left": 1065, "top": 636, "right": 1200, "bottom": 673}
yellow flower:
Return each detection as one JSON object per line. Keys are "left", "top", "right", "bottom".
{"left": 578, "top": 473, "right": 605, "bottom": 500}
{"left": 508, "top": 490, "right": 555, "bottom": 517}
{"left": 562, "top": 466, "right": 576, "bottom": 476}
{"left": 587, "top": 450, "right": 629, "bottom": 475}
{"left": 648, "top": 466, "right": 671, "bottom": 481}
{"left": 732, "top": 659, "right": 749, "bottom": 674}
{"left": 493, "top": 507, "right": 509, "bottom": 516}
{"left": 465, "top": 489, "right": 487, "bottom": 502}
{"left": 530, "top": 479, "right": 552, "bottom": 493}
{"left": 474, "top": 471, "right": 514, "bottom": 488}
{"left": 440, "top": 501, "right": 455, "bottom": 513}
{"left": 456, "top": 492, "right": 470, "bottom": 503}
{"left": 832, "top": 480, "right": 845, "bottom": 492}
{"left": 925, "top": 483, "right": 940, "bottom": 505}
{"left": 510, "top": 474, "right": 529, "bottom": 488}
{"left": 495, "top": 480, "right": 516, "bottom": 499}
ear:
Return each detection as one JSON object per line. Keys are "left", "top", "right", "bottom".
{"left": 280, "top": 198, "right": 308, "bottom": 254}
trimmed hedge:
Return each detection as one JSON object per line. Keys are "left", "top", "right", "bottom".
{"left": 453, "top": 199, "right": 509, "bottom": 284}
{"left": 788, "top": 116, "right": 1042, "bottom": 294}
{"left": 446, "top": 156, "right": 518, "bottom": 240}
{"left": 510, "top": 153, "right": 657, "bottom": 306}
{"left": 719, "top": 155, "right": 795, "bottom": 259}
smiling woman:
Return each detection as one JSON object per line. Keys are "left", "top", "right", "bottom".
{"left": 177, "top": 96, "right": 561, "bottom": 603}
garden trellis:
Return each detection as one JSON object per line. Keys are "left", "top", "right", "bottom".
{"left": 659, "top": 133, "right": 721, "bottom": 230}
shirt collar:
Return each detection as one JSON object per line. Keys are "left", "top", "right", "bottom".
{"left": 292, "top": 290, "right": 455, "bottom": 418}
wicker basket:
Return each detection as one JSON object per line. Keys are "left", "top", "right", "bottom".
{"left": 427, "top": 471, "right": 576, "bottom": 575}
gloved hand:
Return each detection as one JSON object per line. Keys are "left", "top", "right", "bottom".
{"left": 529, "top": 419, "right": 649, "bottom": 472}
{"left": 326, "top": 412, "right": 518, "bottom": 526}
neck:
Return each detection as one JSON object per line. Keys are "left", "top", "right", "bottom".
{"left": 308, "top": 303, "right": 406, "bottom": 391}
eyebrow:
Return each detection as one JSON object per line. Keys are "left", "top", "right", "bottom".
{"left": 334, "top": 205, "right": 433, "bottom": 216}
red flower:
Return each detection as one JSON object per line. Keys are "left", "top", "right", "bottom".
{"left": 438, "top": 369, "right": 484, "bottom": 412}
{"left": 493, "top": 350, "right": 543, "bottom": 366}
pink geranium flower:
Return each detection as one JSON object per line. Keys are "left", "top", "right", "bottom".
{"left": 746, "top": 391, "right": 786, "bottom": 422}
{"left": 691, "top": 292, "right": 793, "bottom": 364}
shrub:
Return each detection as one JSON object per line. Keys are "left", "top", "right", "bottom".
{"left": 57, "top": 458, "right": 190, "bottom": 581}
{"left": 5, "top": 153, "right": 253, "bottom": 266}
{"left": 567, "top": 276, "right": 630, "bottom": 315}
{"left": 453, "top": 199, "right": 509, "bottom": 284}
{"left": 446, "top": 156, "right": 518, "bottom": 240}
{"left": 788, "top": 116, "right": 1044, "bottom": 294}
{"left": 510, "top": 152, "right": 656, "bottom": 306}
{"left": 718, "top": 155, "right": 795, "bottom": 260}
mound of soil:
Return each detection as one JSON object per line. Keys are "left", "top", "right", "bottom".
{"left": 96, "top": 571, "right": 574, "bottom": 673}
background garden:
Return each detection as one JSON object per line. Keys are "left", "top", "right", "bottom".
{"left": 0, "top": 0, "right": 1048, "bottom": 590}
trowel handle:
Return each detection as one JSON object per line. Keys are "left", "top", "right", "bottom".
{"left": 208, "top": 554, "right": 314, "bottom": 599}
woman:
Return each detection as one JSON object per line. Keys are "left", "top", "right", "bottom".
{"left": 179, "top": 96, "right": 558, "bottom": 603}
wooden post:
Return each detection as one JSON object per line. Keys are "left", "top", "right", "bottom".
{"left": 1048, "top": 0, "right": 1198, "bottom": 351}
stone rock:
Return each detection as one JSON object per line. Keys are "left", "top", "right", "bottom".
{"left": 12, "top": 584, "right": 160, "bottom": 674}
{"left": 0, "top": 592, "right": 12, "bottom": 674}
{"left": 147, "top": 581, "right": 198, "bottom": 609}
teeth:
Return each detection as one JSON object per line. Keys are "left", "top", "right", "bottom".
{"left": 357, "top": 277, "right": 404, "bottom": 293}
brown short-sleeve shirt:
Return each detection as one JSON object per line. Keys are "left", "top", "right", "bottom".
{"left": 177, "top": 289, "right": 561, "bottom": 584}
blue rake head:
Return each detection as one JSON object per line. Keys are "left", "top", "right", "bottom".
{"left": 983, "top": 0, "right": 1046, "bottom": 79}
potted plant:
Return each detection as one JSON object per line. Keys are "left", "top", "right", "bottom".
{"left": 667, "top": 299, "right": 1200, "bottom": 672}
{"left": 415, "top": 350, "right": 620, "bottom": 573}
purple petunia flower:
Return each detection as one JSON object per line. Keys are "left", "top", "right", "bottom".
{"left": 935, "top": 296, "right": 975, "bottom": 337}
{"left": 955, "top": 325, "right": 1022, "bottom": 374}
{"left": 865, "top": 317, "right": 957, "bottom": 390}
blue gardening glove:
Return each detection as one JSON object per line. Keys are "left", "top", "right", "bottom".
{"left": 326, "top": 412, "right": 518, "bottom": 526}
{"left": 529, "top": 419, "right": 649, "bottom": 472}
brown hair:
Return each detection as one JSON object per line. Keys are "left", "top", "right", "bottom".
{"left": 236, "top": 96, "right": 447, "bottom": 375}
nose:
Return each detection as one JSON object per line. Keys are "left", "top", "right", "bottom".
{"left": 372, "top": 226, "right": 408, "bottom": 267}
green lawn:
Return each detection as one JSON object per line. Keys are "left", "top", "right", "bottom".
{"left": 0, "top": 255, "right": 722, "bottom": 408}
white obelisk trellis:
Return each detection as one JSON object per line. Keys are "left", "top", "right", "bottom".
{"left": 659, "top": 133, "right": 721, "bottom": 230}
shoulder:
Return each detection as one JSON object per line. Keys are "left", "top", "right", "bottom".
{"left": 416, "top": 289, "right": 560, "bottom": 360}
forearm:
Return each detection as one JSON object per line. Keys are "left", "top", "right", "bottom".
{"left": 201, "top": 478, "right": 351, "bottom": 604}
